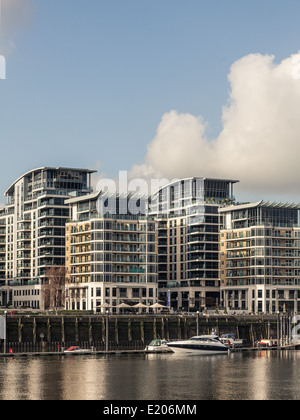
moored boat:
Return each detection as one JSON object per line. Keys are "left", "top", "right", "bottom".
{"left": 64, "top": 346, "right": 92, "bottom": 354}
{"left": 255, "top": 339, "right": 276, "bottom": 348}
{"left": 219, "top": 333, "right": 244, "bottom": 348}
{"left": 166, "top": 335, "right": 230, "bottom": 355}
{"left": 145, "top": 339, "right": 172, "bottom": 352}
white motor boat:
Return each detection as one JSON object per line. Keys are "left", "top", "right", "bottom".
{"left": 219, "top": 334, "right": 244, "bottom": 348}
{"left": 166, "top": 335, "right": 230, "bottom": 355}
{"left": 145, "top": 339, "right": 172, "bottom": 352}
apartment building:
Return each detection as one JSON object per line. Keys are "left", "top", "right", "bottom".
{"left": 65, "top": 191, "right": 158, "bottom": 313}
{"left": 3, "top": 167, "right": 299, "bottom": 316}
{"left": 0, "top": 167, "right": 94, "bottom": 309}
{"left": 220, "top": 201, "right": 300, "bottom": 314}
{"left": 150, "top": 177, "right": 238, "bottom": 312}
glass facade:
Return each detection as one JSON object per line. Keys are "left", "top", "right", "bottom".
{"left": 230, "top": 202, "right": 300, "bottom": 229}
{"left": 0, "top": 167, "right": 94, "bottom": 309}
{"left": 220, "top": 201, "right": 300, "bottom": 314}
{"left": 151, "top": 177, "right": 238, "bottom": 311}
{"left": 65, "top": 193, "right": 158, "bottom": 313}
{"left": 151, "top": 177, "right": 236, "bottom": 217}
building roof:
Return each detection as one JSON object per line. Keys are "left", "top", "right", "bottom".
{"left": 65, "top": 191, "right": 101, "bottom": 204}
{"left": 65, "top": 190, "right": 150, "bottom": 205}
{"left": 5, "top": 167, "right": 96, "bottom": 196}
{"left": 151, "top": 176, "right": 239, "bottom": 196}
{"left": 219, "top": 200, "right": 300, "bottom": 212}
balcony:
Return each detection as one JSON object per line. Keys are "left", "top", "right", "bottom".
{"left": 17, "top": 234, "right": 31, "bottom": 240}
{"left": 17, "top": 244, "right": 31, "bottom": 250}
{"left": 114, "top": 257, "right": 146, "bottom": 263}
{"left": 17, "top": 262, "right": 31, "bottom": 269}
{"left": 114, "top": 267, "right": 146, "bottom": 274}
{"left": 70, "top": 235, "right": 91, "bottom": 244}
{"left": 16, "top": 273, "right": 31, "bottom": 278}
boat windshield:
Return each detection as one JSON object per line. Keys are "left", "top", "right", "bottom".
{"left": 221, "top": 334, "right": 235, "bottom": 339}
{"left": 148, "top": 340, "right": 161, "bottom": 346}
{"left": 190, "top": 337, "right": 219, "bottom": 343}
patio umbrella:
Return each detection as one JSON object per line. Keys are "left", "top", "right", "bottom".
{"left": 97, "top": 302, "right": 111, "bottom": 308}
{"left": 133, "top": 303, "right": 148, "bottom": 308}
{"left": 150, "top": 303, "right": 169, "bottom": 309}
{"left": 116, "top": 303, "right": 132, "bottom": 308}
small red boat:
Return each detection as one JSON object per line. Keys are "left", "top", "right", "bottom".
{"left": 64, "top": 346, "right": 91, "bottom": 354}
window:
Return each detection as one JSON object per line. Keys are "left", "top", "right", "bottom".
{"left": 119, "top": 288, "right": 127, "bottom": 298}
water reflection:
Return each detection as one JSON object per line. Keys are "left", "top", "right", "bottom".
{"left": 1, "top": 351, "right": 300, "bottom": 400}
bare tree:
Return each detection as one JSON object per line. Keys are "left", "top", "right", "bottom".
{"left": 42, "top": 265, "right": 66, "bottom": 312}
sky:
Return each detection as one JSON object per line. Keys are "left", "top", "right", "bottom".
{"left": 1, "top": 0, "right": 300, "bottom": 204}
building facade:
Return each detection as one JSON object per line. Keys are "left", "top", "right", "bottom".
{"left": 150, "top": 177, "right": 238, "bottom": 312}
{"left": 0, "top": 167, "right": 94, "bottom": 309}
{"left": 2, "top": 167, "right": 300, "bottom": 316}
{"left": 65, "top": 192, "right": 158, "bottom": 313}
{"left": 220, "top": 201, "right": 300, "bottom": 314}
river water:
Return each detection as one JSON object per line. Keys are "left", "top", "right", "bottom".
{"left": 0, "top": 350, "right": 300, "bottom": 400}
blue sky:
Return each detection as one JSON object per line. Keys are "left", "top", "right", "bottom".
{"left": 1, "top": 0, "right": 300, "bottom": 202}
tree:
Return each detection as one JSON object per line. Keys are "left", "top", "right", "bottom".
{"left": 42, "top": 265, "right": 66, "bottom": 312}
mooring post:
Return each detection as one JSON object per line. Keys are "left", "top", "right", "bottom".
{"left": 114, "top": 318, "right": 118, "bottom": 345}
{"left": 61, "top": 316, "right": 65, "bottom": 344}
{"left": 161, "top": 316, "right": 165, "bottom": 339}
{"left": 47, "top": 318, "right": 51, "bottom": 343}
{"left": 178, "top": 317, "right": 181, "bottom": 340}
{"left": 277, "top": 312, "right": 280, "bottom": 348}
{"left": 89, "top": 317, "right": 93, "bottom": 344}
{"left": 140, "top": 319, "right": 144, "bottom": 344}
{"left": 106, "top": 310, "right": 109, "bottom": 352}
{"left": 4, "top": 311, "right": 7, "bottom": 354}
{"left": 33, "top": 317, "right": 36, "bottom": 344}
{"left": 153, "top": 317, "right": 156, "bottom": 339}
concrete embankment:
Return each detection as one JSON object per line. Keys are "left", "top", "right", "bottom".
{"left": 0, "top": 313, "right": 281, "bottom": 354}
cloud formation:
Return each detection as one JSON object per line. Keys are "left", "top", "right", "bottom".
{"left": 130, "top": 52, "right": 300, "bottom": 200}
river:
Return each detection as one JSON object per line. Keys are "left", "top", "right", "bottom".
{"left": 0, "top": 350, "right": 300, "bottom": 400}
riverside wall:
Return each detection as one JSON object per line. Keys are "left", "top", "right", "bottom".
{"left": 0, "top": 314, "right": 279, "bottom": 352}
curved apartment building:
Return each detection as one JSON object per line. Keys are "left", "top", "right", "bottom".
{"left": 150, "top": 177, "right": 238, "bottom": 312}
{"left": 0, "top": 167, "right": 94, "bottom": 309}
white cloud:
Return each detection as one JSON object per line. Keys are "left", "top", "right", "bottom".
{"left": 130, "top": 52, "right": 300, "bottom": 200}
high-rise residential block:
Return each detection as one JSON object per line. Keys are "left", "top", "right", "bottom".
{"left": 65, "top": 191, "right": 158, "bottom": 313}
{"left": 220, "top": 200, "right": 300, "bottom": 314}
{"left": 150, "top": 177, "right": 238, "bottom": 312}
{"left": 0, "top": 167, "right": 94, "bottom": 309}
